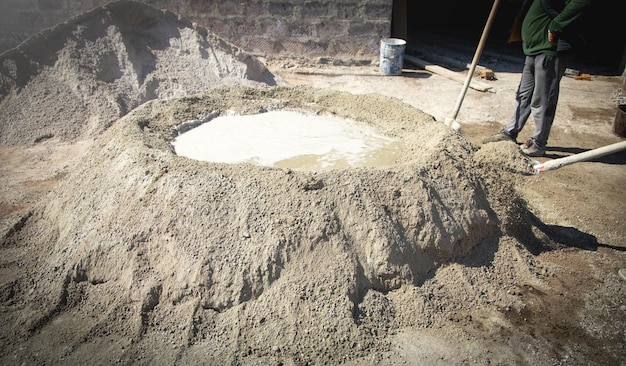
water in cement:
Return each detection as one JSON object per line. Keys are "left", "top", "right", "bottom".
{"left": 172, "top": 111, "right": 400, "bottom": 170}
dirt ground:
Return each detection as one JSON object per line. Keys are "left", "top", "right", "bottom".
{"left": 1, "top": 2, "right": 625, "bottom": 365}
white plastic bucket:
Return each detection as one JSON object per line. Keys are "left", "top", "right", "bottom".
{"left": 379, "top": 38, "right": 406, "bottom": 75}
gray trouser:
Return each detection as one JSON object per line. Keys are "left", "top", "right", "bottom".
{"left": 503, "top": 53, "right": 570, "bottom": 148}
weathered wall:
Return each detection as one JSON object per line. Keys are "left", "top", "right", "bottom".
{"left": 0, "top": 0, "right": 392, "bottom": 58}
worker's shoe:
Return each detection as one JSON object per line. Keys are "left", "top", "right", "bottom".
{"left": 521, "top": 139, "right": 546, "bottom": 157}
{"left": 482, "top": 131, "right": 516, "bottom": 144}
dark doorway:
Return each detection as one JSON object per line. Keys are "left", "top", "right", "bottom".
{"left": 396, "top": 0, "right": 625, "bottom": 75}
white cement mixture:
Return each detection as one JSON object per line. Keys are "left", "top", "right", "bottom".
{"left": 172, "top": 110, "right": 400, "bottom": 170}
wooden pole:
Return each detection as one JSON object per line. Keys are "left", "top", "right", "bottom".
{"left": 533, "top": 141, "right": 626, "bottom": 173}
{"left": 449, "top": 0, "right": 501, "bottom": 121}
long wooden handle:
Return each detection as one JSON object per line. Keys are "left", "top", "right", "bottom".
{"left": 534, "top": 140, "right": 626, "bottom": 173}
{"left": 451, "top": 0, "right": 502, "bottom": 120}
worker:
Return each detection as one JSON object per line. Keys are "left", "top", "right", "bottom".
{"left": 483, "top": 0, "right": 591, "bottom": 157}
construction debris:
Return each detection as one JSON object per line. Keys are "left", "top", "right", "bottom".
{"left": 480, "top": 69, "right": 496, "bottom": 80}
{"left": 404, "top": 54, "right": 493, "bottom": 92}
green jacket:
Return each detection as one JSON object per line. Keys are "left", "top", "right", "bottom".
{"left": 521, "top": 0, "right": 591, "bottom": 56}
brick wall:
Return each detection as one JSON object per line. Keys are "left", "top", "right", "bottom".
{"left": 0, "top": 0, "right": 393, "bottom": 58}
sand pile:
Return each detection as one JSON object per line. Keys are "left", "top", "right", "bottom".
{"left": 0, "top": 0, "right": 278, "bottom": 147}
{"left": 0, "top": 1, "right": 577, "bottom": 365}
{"left": 1, "top": 84, "right": 549, "bottom": 364}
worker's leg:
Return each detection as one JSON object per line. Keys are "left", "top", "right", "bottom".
{"left": 529, "top": 54, "right": 568, "bottom": 148}
{"left": 502, "top": 55, "right": 536, "bottom": 139}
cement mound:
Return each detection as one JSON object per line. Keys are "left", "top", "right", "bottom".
{"left": 0, "top": 0, "right": 278, "bottom": 146}
{"left": 0, "top": 85, "right": 516, "bottom": 364}
{"left": 0, "top": 1, "right": 569, "bottom": 364}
